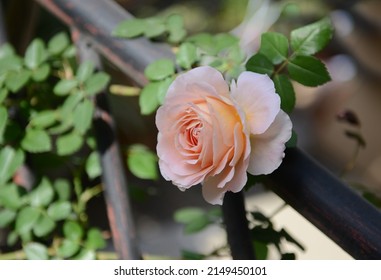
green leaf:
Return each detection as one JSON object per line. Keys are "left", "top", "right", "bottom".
{"left": 157, "top": 77, "right": 174, "bottom": 105}
{"left": 253, "top": 241, "right": 269, "bottom": 260}
{"left": 127, "top": 144, "right": 158, "bottom": 180}
{"left": 0, "top": 147, "right": 25, "bottom": 185}
{"left": 144, "top": 18, "right": 166, "bottom": 38}
{"left": 30, "top": 110, "right": 57, "bottom": 129}
{"left": 24, "top": 242, "right": 49, "bottom": 260}
{"left": 73, "top": 99, "right": 94, "bottom": 134}
{"left": 288, "top": 55, "right": 331, "bottom": 86}
{"left": 187, "top": 33, "right": 215, "bottom": 55}
{"left": 184, "top": 216, "right": 210, "bottom": 234}
{"left": 0, "top": 208, "right": 17, "bottom": 227}
{"left": 168, "top": 27, "right": 186, "bottom": 44}
{"left": 245, "top": 53, "right": 274, "bottom": 76}
{"left": 48, "top": 120, "right": 73, "bottom": 135}
{"left": 176, "top": 42, "right": 198, "bottom": 69}
{"left": 29, "top": 177, "right": 54, "bottom": 207}
{"left": 15, "top": 206, "right": 41, "bottom": 235}
{"left": 166, "top": 14, "right": 184, "bottom": 32}
{"left": 0, "top": 88, "right": 8, "bottom": 103}
{"left": 47, "top": 201, "right": 72, "bottom": 221}
{"left": 24, "top": 39, "right": 46, "bottom": 69}
{"left": 33, "top": 214, "right": 55, "bottom": 237}
{"left": 0, "top": 43, "right": 15, "bottom": 59}
{"left": 84, "top": 72, "right": 110, "bottom": 96}
{"left": 58, "top": 239, "right": 80, "bottom": 258}
{"left": 56, "top": 131, "right": 83, "bottom": 156}
{"left": 144, "top": 59, "right": 175, "bottom": 81}
{"left": 21, "top": 128, "right": 52, "bottom": 153}
{"left": 112, "top": 19, "right": 146, "bottom": 38}
{"left": 19, "top": 229, "right": 32, "bottom": 243}
{"left": 181, "top": 250, "right": 206, "bottom": 260}
{"left": 32, "top": 63, "right": 50, "bottom": 82}
{"left": 74, "top": 248, "right": 96, "bottom": 260}
{"left": 166, "top": 14, "right": 187, "bottom": 43}
{"left": 54, "top": 79, "right": 78, "bottom": 96}
{"left": 273, "top": 74, "right": 296, "bottom": 113}
{"left": 5, "top": 69, "right": 31, "bottom": 92}
{"left": 60, "top": 92, "right": 83, "bottom": 115}
{"left": 0, "top": 55, "right": 23, "bottom": 73}
{"left": 139, "top": 82, "right": 161, "bottom": 115}
{"left": 174, "top": 207, "right": 211, "bottom": 233}
{"left": 85, "top": 151, "right": 101, "bottom": 179}
{"left": 54, "top": 179, "right": 71, "bottom": 201}
{"left": 63, "top": 45, "right": 76, "bottom": 58}
{"left": 48, "top": 32, "right": 70, "bottom": 55}
{"left": 63, "top": 220, "right": 84, "bottom": 241}
{"left": 76, "top": 61, "right": 94, "bottom": 83}
{"left": 291, "top": 17, "right": 334, "bottom": 56}
{"left": 259, "top": 32, "right": 289, "bottom": 64}
{"left": 0, "top": 106, "right": 7, "bottom": 143}
{"left": 85, "top": 228, "right": 106, "bottom": 250}
{"left": 174, "top": 207, "right": 206, "bottom": 223}
{"left": 7, "top": 230, "right": 18, "bottom": 246}
{"left": 214, "top": 33, "right": 239, "bottom": 53}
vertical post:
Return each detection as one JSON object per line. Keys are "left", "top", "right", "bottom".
{"left": 222, "top": 191, "right": 255, "bottom": 259}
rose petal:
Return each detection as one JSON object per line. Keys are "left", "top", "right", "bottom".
{"left": 247, "top": 110, "right": 292, "bottom": 175}
{"left": 231, "top": 71, "right": 280, "bottom": 135}
{"left": 167, "top": 66, "right": 230, "bottom": 99}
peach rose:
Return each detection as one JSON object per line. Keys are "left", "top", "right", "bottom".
{"left": 156, "top": 66, "right": 292, "bottom": 204}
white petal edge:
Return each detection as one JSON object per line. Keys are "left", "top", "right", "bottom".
{"left": 247, "top": 110, "right": 292, "bottom": 175}
{"left": 231, "top": 71, "right": 280, "bottom": 135}
{"left": 166, "top": 66, "right": 229, "bottom": 99}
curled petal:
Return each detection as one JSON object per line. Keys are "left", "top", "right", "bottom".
{"left": 247, "top": 110, "right": 292, "bottom": 175}
{"left": 166, "top": 66, "right": 230, "bottom": 100}
{"left": 231, "top": 72, "right": 280, "bottom": 135}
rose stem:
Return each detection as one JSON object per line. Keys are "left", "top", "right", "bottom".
{"left": 222, "top": 191, "right": 256, "bottom": 259}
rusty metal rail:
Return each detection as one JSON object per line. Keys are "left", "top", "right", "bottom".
{"left": 34, "top": 0, "right": 381, "bottom": 259}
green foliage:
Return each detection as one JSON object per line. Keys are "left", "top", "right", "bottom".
{"left": 245, "top": 53, "right": 274, "bottom": 76}
{"left": 273, "top": 74, "right": 295, "bottom": 113}
{"left": 0, "top": 33, "right": 107, "bottom": 260}
{"left": 127, "top": 144, "right": 158, "bottom": 180}
{"left": 259, "top": 32, "right": 289, "bottom": 64}
{"left": 21, "top": 128, "right": 52, "bottom": 153}
{"left": 176, "top": 42, "right": 198, "bottom": 69}
{"left": 174, "top": 207, "right": 221, "bottom": 234}
{"left": 112, "top": 14, "right": 187, "bottom": 43}
{"left": 0, "top": 147, "right": 24, "bottom": 185}
{"left": 287, "top": 55, "right": 330, "bottom": 86}
{"left": 144, "top": 59, "right": 175, "bottom": 81}
{"left": 24, "top": 242, "right": 49, "bottom": 260}
{"left": 290, "top": 17, "right": 333, "bottom": 56}
{"left": 248, "top": 211, "right": 304, "bottom": 259}
{"left": 246, "top": 17, "right": 333, "bottom": 120}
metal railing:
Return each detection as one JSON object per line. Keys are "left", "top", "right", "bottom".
{"left": 33, "top": 0, "right": 381, "bottom": 260}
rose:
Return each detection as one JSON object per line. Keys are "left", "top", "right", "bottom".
{"left": 156, "top": 66, "right": 292, "bottom": 204}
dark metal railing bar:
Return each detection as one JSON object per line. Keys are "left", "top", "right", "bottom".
{"left": 267, "top": 148, "right": 381, "bottom": 259}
